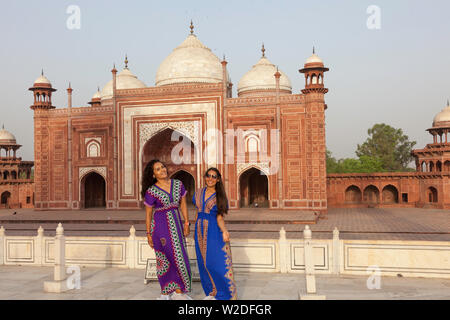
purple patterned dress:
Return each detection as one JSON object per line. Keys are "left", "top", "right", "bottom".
{"left": 144, "top": 179, "right": 192, "bottom": 295}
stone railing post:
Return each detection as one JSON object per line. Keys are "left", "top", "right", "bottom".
{"left": 332, "top": 227, "right": 340, "bottom": 275}
{"left": 54, "top": 223, "right": 66, "bottom": 281}
{"left": 44, "top": 223, "right": 71, "bottom": 293}
{"left": 299, "top": 225, "right": 326, "bottom": 300}
{"left": 0, "top": 226, "right": 5, "bottom": 265}
{"left": 127, "top": 225, "right": 137, "bottom": 269}
{"left": 35, "top": 226, "right": 44, "bottom": 266}
{"left": 279, "top": 227, "right": 288, "bottom": 273}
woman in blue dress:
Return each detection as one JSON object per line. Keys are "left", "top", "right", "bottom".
{"left": 193, "top": 167, "right": 237, "bottom": 300}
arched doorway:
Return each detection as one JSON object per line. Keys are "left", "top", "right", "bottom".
{"left": 427, "top": 187, "right": 438, "bottom": 203}
{"left": 345, "top": 185, "right": 362, "bottom": 203}
{"left": 444, "top": 161, "right": 450, "bottom": 172}
{"left": 363, "top": 185, "right": 379, "bottom": 205}
{"left": 1, "top": 191, "right": 11, "bottom": 208}
{"left": 142, "top": 128, "right": 197, "bottom": 194}
{"left": 382, "top": 185, "right": 399, "bottom": 204}
{"left": 239, "top": 167, "right": 268, "bottom": 208}
{"left": 81, "top": 172, "right": 106, "bottom": 209}
{"left": 171, "top": 170, "right": 195, "bottom": 206}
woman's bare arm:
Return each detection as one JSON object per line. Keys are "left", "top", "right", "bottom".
{"left": 145, "top": 205, "right": 154, "bottom": 248}
{"left": 217, "top": 214, "right": 230, "bottom": 242}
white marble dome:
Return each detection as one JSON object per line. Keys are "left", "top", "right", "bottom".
{"left": 91, "top": 89, "right": 101, "bottom": 100}
{"left": 100, "top": 67, "right": 146, "bottom": 100}
{"left": 237, "top": 56, "right": 292, "bottom": 96}
{"left": 305, "top": 53, "right": 323, "bottom": 65}
{"left": 0, "top": 127, "right": 17, "bottom": 145}
{"left": 34, "top": 74, "right": 51, "bottom": 86}
{"left": 155, "top": 34, "right": 225, "bottom": 86}
{"left": 433, "top": 102, "right": 450, "bottom": 127}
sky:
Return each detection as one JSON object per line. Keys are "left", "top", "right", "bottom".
{"left": 1, "top": 0, "right": 449, "bottom": 162}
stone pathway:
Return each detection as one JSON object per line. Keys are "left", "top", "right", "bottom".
{"left": 0, "top": 265, "right": 448, "bottom": 300}
{"left": 0, "top": 207, "right": 448, "bottom": 241}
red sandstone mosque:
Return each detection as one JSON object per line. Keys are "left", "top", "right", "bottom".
{"left": 2, "top": 24, "right": 449, "bottom": 211}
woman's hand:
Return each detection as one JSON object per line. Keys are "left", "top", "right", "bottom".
{"left": 147, "top": 234, "right": 153, "bottom": 249}
{"left": 183, "top": 222, "right": 190, "bottom": 237}
{"left": 222, "top": 229, "right": 230, "bottom": 242}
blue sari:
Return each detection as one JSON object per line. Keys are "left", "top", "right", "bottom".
{"left": 193, "top": 187, "right": 237, "bottom": 300}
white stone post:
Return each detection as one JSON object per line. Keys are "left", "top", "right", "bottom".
{"left": 54, "top": 223, "right": 65, "bottom": 281}
{"left": 35, "top": 226, "right": 44, "bottom": 266}
{"left": 127, "top": 225, "right": 137, "bottom": 269}
{"left": 0, "top": 226, "right": 5, "bottom": 265}
{"left": 332, "top": 227, "right": 340, "bottom": 275}
{"left": 44, "top": 223, "right": 71, "bottom": 293}
{"left": 279, "top": 227, "right": 288, "bottom": 273}
{"left": 300, "top": 225, "right": 326, "bottom": 300}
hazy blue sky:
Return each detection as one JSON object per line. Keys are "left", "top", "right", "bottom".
{"left": 1, "top": 0, "right": 449, "bottom": 162}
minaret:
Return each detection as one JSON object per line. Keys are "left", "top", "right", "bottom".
{"left": 29, "top": 71, "right": 56, "bottom": 210}
{"left": 29, "top": 70, "right": 57, "bottom": 110}
{"left": 67, "top": 83, "right": 73, "bottom": 209}
{"left": 112, "top": 63, "right": 118, "bottom": 209}
{"left": 299, "top": 47, "right": 329, "bottom": 95}
{"left": 299, "top": 49, "right": 330, "bottom": 217}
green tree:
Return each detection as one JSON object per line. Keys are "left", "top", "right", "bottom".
{"left": 356, "top": 123, "right": 416, "bottom": 171}
{"left": 326, "top": 150, "right": 384, "bottom": 173}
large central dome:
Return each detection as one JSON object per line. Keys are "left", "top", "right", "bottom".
{"left": 155, "top": 32, "right": 224, "bottom": 86}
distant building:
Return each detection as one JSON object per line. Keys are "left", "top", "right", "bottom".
{"left": 0, "top": 125, "right": 34, "bottom": 208}
{"left": 327, "top": 100, "right": 450, "bottom": 209}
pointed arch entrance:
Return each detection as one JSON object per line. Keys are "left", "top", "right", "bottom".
{"left": 80, "top": 172, "right": 106, "bottom": 209}
{"left": 239, "top": 167, "right": 269, "bottom": 208}
{"left": 427, "top": 187, "right": 438, "bottom": 203}
{"left": 171, "top": 170, "right": 195, "bottom": 205}
{"left": 1, "top": 191, "right": 11, "bottom": 208}
{"left": 142, "top": 127, "right": 197, "bottom": 193}
{"left": 363, "top": 185, "right": 380, "bottom": 205}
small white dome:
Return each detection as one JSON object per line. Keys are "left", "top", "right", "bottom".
{"left": 155, "top": 34, "right": 224, "bottom": 86}
{"left": 0, "top": 127, "right": 17, "bottom": 145}
{"left": 237, "top": 56, "right": 292, "bottom": 96}
{"left": 305, "top": 53, "right": 323, "bottom": 65}
{"left": 433, "top": 102, "right": 450, "bottom": 126}
{"left": 100, "top": 67, "right": 146, "bottom": 99}
{"left": 34, "top": 74, "right": 51, "bottom": 86}
{"left": 92, "top": 89, "right": 101, "bottom": 100}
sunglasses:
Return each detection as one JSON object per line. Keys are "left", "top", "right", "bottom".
{"left": 205, "top": 173, "right": 218, "bottom": 179}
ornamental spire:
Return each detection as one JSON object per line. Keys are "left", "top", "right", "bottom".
{"left": 261, "top": 43, "right": 266, "bottom": 57}
{"left": 190, "top": 20, "right": 194, "bottom": 34}
{"left": 124, "top": 54, "right": 128, "bottom": 69}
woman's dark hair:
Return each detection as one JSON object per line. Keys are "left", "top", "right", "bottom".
{"left": 205, "top": 167, "right": 228, "bottom": 215}
{"left": 141, "top": 159, "right": 166, "bottom": 198}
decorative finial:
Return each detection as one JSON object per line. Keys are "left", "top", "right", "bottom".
{"left": 41, "top": 69, "right": 44, "bottom": 76}
{"left": 190, "top": 20, "right": 194, "bottom": 34}
{"left": 124, "top": 54, "right": 128, "bottom": 69}
{"left": 313, "top": 46, "right": 315, "bottom": 54}
{"left": 447, "top": 99, "right": 449, "bottom": 107}
{"left": 97, "top": 86, "right": 100, "bottom": 92}
{"left": 2, "top": 124, "right": 4, "bottom": 130}
{"left": 68, "top": 82, "right": 71, "bottom": 89}
{"left": 261, "top": 43, "right": 266, "bottom": 57}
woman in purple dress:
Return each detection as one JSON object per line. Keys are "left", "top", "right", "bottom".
{"left": 141, "top": 159, "right": 192, "bottom": 300}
